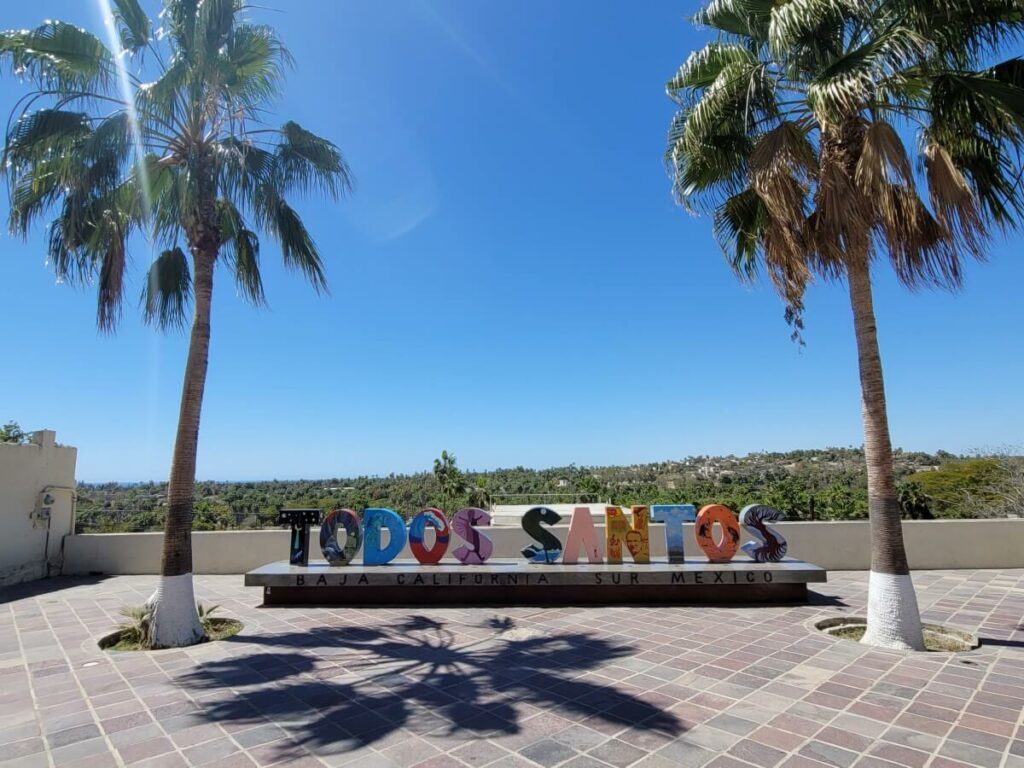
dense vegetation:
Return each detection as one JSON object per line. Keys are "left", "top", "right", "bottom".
{"left": 74, "top": 447, "right": 1022, "bottom": 532}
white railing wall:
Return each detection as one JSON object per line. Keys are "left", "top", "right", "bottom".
{"left": 61, "top": 519, "right": 1024, "bottom": 575}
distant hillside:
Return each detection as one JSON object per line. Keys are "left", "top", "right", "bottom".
{"left": 74, "top": 446, "right": 1024, "bottom": 533}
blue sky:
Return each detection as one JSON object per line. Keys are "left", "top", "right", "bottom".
{"left": 1, "top": 1, "right": 1022, "bottom": 482}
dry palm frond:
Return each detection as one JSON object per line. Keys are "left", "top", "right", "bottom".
{"left": 924, "top": 142, "right": 987, "bottom": 258}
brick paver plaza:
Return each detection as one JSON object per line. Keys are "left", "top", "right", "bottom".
{"left": 1, "top": 570, "right": 1022, "bottom": 768}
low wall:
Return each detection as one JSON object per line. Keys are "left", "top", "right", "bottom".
{"left": 0, "top": 431, "right": 77, "bottom": 586}
{"left": 62, "top": 519, "right": 1024, "bottom": 575}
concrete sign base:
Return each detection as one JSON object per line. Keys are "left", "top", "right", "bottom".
{"left": 246, "top": 558, "right": 827, "bottom": 606}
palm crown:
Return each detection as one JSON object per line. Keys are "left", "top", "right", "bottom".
{"left": 2, "top": 0, "right": 351, "bottom": 330}
{"left": 666, "top": 0, "right": 1024, "bottom": 333}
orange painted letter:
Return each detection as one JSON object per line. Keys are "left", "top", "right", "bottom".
{"left": 694, "top": 504, "right": 740, "bottom": 563}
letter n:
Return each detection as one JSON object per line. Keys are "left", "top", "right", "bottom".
{"left": 605, "top": 505, "right": 650, "bottom": 564}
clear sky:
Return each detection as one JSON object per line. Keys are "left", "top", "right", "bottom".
{"left": 1, "top": 1, "right": 1022, "bottom": 482}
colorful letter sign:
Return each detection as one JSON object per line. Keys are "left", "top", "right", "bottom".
{"left": 320, "top": 508, "right": 361, "bottom": 566}
{"left": 695, "top": 504, "right": 740, "bottom": 563}
{"left": 408, "top": 508, "right": 450, "bottom": 565}
{"left": 282, "top": 500, "right": 796, "bottom": 569}
{"left": 452, "top": 507, "right": 494, "bottom": 564}
{"left": 650, "top": 504, "right": 695, "bottom": 563}
{"left": 739, "top": 504, "right": 788, "bottom": 562}
{"left": 605, "top": 505, "right": 650, "bottom": 564}
{"left": 362, "top": 508, "right": 408, "bottom": 565}
{"left": 521, "top": 506, "right": 563, "bottom": 563}
{"left": 562, "top": 506, "right": 602, "bottom": 564}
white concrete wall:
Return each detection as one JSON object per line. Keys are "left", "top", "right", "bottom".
{"left": 0, "top": 431, "right": 77, "bottom": 585}
{"left": 62, "top": 519, "right": 1024, "bottom": 575}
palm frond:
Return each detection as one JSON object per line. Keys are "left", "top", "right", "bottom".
{"left": 808, "top": 26, "right": 924, "bottom": 123}
{"left": 768, "top": 0, "right": 850, "bottom": 59}
{"left": 667, "top": 43, "right": 755, "bottom": 93}
{"left": 195, "top": 0, "right": 237, "bottom": 64}
{"left": 97, "top": 232, "right": 127, "bottom": 333}
{"left": 3, "top": 109, "right": 90, "bottom": 169}
{"left": 219, "top": 24, "right": 292, "bottom": 109}
{"left": 274, "top": 121, "right": 352, "bottom": 198}
{"left": 255, "top": 188, "right": 327, "bottom": 293}
{"left": 854, "top": 120, "right": 914, "bottom": 198}
{"left": 111, "top": 0, "right": 151, "bottom": 54}
{"left": 714, "top": 187, "right": 768, "bottom": 276}
{"left": 218, "top": 199, "right": 265, "bottom": 306}
{"left": 163, "top": 0, "right": 199, "bottom": 58}
{"left": 0, "top": 21, "right": 112, "bottom": 91}
{"left": 878, "top": 183, "right": 968, "bottom": 290}
{"left": 695, "top": 0, "right": 773, "bottom": 40}
{"left": 142, "top": 246, "right": 192, "bottom": 329}
{"left": 750, "top": 122, "right": 815, "bottom": 235}
{"left": 923, "top": 142, "right": 986, "bottom": 255}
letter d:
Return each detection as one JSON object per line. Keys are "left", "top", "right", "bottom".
{"left": 362, "top": 508, "right": 407, "bottom": 565}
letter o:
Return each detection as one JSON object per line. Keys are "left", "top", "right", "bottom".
{"left": 408, "top": 508, "right": 450, "bottom": 565}
{"left": 694, "top": 504, "right": 740, "bottom": 563}
{"left": 320, "top": 508, "right": 362, "bottom": 566}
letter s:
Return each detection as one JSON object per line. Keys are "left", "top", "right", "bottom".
{"left": 520, "top": 506, "right": 563, "bottom": 563}
{"left": 452, "top": 507, "right": 494, "bottom": 565}
{"left": 739, "top": 504, "right": 788, "bottom": 562}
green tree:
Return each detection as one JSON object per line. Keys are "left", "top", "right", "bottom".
{"left": 907, "top": 458, "right": 1006, "bottom": 516}
{"left": 897, "top": 480, "right": 934, "bottom": 520}
{"left": 666, "top": 0, "right": 1024, "bottom": 649}
{"left": 433, "top": 450, "right": 467, "bottom": 514}
{"left": 0, "top": 421, "right": 29, "bottom": 444}
{"left": 2, "top": 0, "right": 350, "bottom": 646}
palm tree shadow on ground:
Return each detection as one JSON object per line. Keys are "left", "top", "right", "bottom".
{"left": 176, "top": 615, "right": 683, "bottom": 758}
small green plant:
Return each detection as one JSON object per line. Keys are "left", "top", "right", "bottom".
{"left": 197, "top": 602, "right": 221, "bottom": 633}
{"left": 100, "top": 602, "right": 240, "bottom": 652}
{"left": 116, "top": 605, "right": 153, "bottom": 649}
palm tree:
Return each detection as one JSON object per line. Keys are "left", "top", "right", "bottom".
{"left": 2, "top": 0, "right": 350, "bottom": 646}
{"left": 433, "top": 450, "right": 468, "bottom": 514}
{"left": 666, "top": 0, "right": 1024, "bottom": 649}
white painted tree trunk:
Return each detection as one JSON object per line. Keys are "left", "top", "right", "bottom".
{"left": 862, "top": 571, "right": 925, "bottom": 651}
{"left": 146, "top": 573, "right": 205, "bottom": 648}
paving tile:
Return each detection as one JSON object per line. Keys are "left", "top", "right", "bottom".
{"left": 519, "top": 737, "right": 577, "bottom": 766}
{"left": 585, "top": 738, "right": 646, "bottom": 767}
{"left": 0, "top": 571, "right": 1022, "bottom": 768}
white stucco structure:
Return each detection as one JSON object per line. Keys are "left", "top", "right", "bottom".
{"left": 0, "top": 430, "right": 77, "bottom": 585}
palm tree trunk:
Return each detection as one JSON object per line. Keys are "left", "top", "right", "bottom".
{"left": 148, "top": 251, "right": 215, "bottom": 648}
{"left": 847, "top": 257, "right": 924, "bottom": 651}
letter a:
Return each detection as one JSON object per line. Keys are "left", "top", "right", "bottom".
{"left": 562, "top": 507, "right": 602, "bottom": 564}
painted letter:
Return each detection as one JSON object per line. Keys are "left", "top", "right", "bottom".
{"left": 651, "top": 504, "right": 695, "bottom": 563}
{"left": 408, "top": 508, "right": 450, "bottom": 565}
{"left": 362, "top": 508, "right": 407, "bottom": 565}
{"left": 452, "top": 507, "right": 494, "bottom": 565}
{"left": 320, "top": 508, "right": 361, "bottom": 566}
{"left": 520, "top": 506, "right": 563, "bottom": 563}
{"left": 694, "top": 504, "right": 740, "bottom": 563}
{"left": 562, "top": 507, "right": 602, "bottom": 564}
{"left": 605, "top": 505, "right": 650, "bottom": 564}
{"left": 739, "top": 504, "right": 788, "bottom": 562}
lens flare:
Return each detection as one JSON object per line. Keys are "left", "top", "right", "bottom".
{"left": 96, "top": 0, "right": 153, "bottom": 220}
